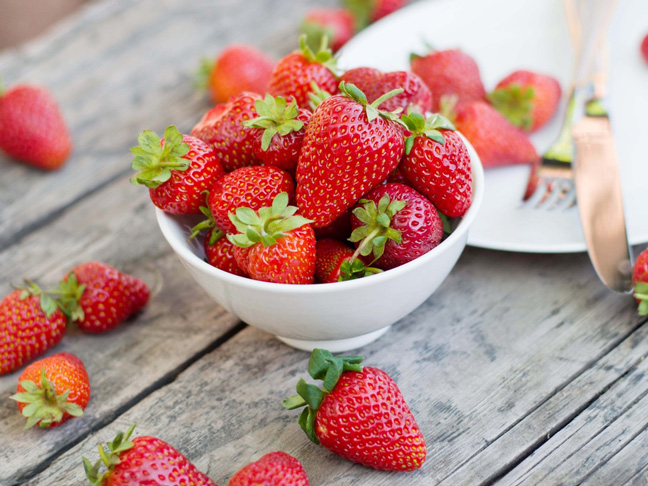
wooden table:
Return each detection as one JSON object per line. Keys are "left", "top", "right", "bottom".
{"left": 1, "top": 1, "right": 647, "bottom": 484}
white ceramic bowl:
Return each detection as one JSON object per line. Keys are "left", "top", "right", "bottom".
{"left": 156, "top": 138, "right": 484, "bottom": 352}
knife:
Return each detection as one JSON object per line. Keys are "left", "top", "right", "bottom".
{"left": 571, "top": 43, "right": 633, "bottom": 293}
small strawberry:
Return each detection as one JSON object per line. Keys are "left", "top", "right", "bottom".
{"left": 228, "top": 193, "right": 316, "bottom": 284}
{"left": 268, "top": 35, "right": 339, "bottom": 108}
{"left": 208, "top": 165, "right": 295, "bottom": 235}
{"left": 641, "top": 34, "right": 648, "bottom": 64}
{"left": 410, "top": 48, "right": 486, "bottom": 112}
{"left": 296, "top": 82, "right": 405, "bottom": 228}
{"left": 488, "top": 70, "right": 562, "bottom": 132}
{"left": 0, "top": 283, "right": 67, "bottom": 375}
{"left": 343, "top": 0, "right": 409, "bottom": 28}
{"left": 301, "top": 8, "right": 355, "bottom": 53}
{"left": 192, "top": 92, "right": 262, "bottom": 172}
{"left": 340, "top": 67, "right": 432, "bottom": 114}
{"left": 315, "top": 239, "right": 379, "bottom": 283}
{"left": 83, "top": 424, "right": 218, "bottom": 486}
{"left": 0, "top": 81, "right": 72, "bottom": 170}
{"left": 10, "top": 352, "right": 89, "bottom": 429}
{"left": 54, "top": 262, "right": 150, "bottom": 334}
{"left": 130, "top": 125, "right": 224, "bottom": 214}
{"left": 400, "top": 112, "right": 472, "bottom": 217}
{"left": 350, "top": 183, "right": 443, "bottom": 269}
{"left": 453, "top": 100, "right": 538, "bottom": 169}
{"left": 283, "top": 349, "right": 426, "bottom": 471}
{"left": 229, "top": 451, "right": 309, "bottom": 486}
{"left": 197, "top": 44, "right": 274, "bottom": 104}
{"left": 633, "top": 248, "right": 648, "bottom": 316}
{"left": 243, "top": 94, "right": 312, "bottom": 172}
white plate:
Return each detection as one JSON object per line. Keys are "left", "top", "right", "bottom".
{"left": 337, "top": 0, "right": 648, "bottom": 253}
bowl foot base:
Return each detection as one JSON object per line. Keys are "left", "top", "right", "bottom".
{"left": 276, "top": 327, "right": 391, "bottom": 353}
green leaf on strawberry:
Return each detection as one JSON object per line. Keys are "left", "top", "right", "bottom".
{"left": 338, "top": 81, "right": 404, "bottom": 122}
{"left": 401, "top": 111, "right": 456, "bottom": 155}
{"left": 243, "top": 94, "right": 305, "bottom": 151}
{"left": 487, "top": 83, "right": 535, "bottom": 131}
{"left": 635, "top": 282, "right": 648, "bottom": 316}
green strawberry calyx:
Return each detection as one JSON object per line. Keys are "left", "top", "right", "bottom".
{"left": 50, "top": 272, "right": 87, "bottom": 323}
{"left": 10, "top": 367, "right": 84, "bottom": 429}
{"left": 349, "top": 193, "right": 406, "bottom": 262}
{"left": 301, "top": 17, "right": 336, "bottom": 54}
{"left": 227, "top": 192, "right": 312, "bottom": 248}
{"left": 283, "top": 349, "right": 364, "bottom": 444}
{"left": 307, "top": 81, "right": 332, "bottom": 110}
{"left": 487, "top": 83, "right": 535, "bottom": 131}
{"left": 243, "top": 94, "right": 305, "bottom": 151}
{"left": 14, "top": 279, "right": 59, "bottom": 319}
{"left": 635, "top": 282, "right": 648, "bottom": 316}
{"left": 401, "top": 111, "right": 456, "bottom": 155}
{"left": 338, "top": 257, "right": 382, "bottom": 281}
{"left": 338, "top": 81, "right": 404, "bottom": 123}
{"left": 188, "top": 192, "right": 219, "bottom": 242}
{"left": 342, "top": 0, "right": 375, "bottom": 31}
{"left": 83, "top": 424, "right": 137, "bottom": 486}
{"left": 129, "top": 126, "right": 191, "bottom": 189}
{"left": 299, "top": 34, "right": 339, "bottom": 76}
{"left": 194, "top": 57, "right": 216, "bottom": 91}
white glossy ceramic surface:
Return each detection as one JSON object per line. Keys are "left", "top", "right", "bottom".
{"left": 337, "top": 0, "right": 648, "bottom": 253}
{"left": 156, "top": 141, "right": 484, "bottom": 352}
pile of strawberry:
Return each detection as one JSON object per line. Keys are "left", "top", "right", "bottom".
{"left": 135, "top": 37, "right": 474, "bottom": 285}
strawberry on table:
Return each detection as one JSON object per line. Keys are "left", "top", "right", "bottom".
{"left": 400, "top": 112, "right": 472, "bottom": 218}
{"left": 54, "top": 262, "right": 150, "bottom": 334}
{"left": 488, "top": 70, "right": 562, "bottom": 132}
{"left": 343, "top": 0, "right": 409, "bottom": 29}
{"left": 0, "top": 81, "right": 72, "bottom": 170}
{"left": 192, "top": 92, "right": 262, "bottom": 172}
{"left": 130, "top": 125, "right": 224, "bottom": 214}
{"left": 315, "top": 238, "right": 379, "bottom": 283}
{"left": 10, "top": 352, "right": 89, "bottom": 429}
{"left": 301, "top": 8, "right": 355, "bottom": 53}
{"left": 0, "top": 282, "right": 67, "bottom": 375}
{"left": 229, "top": 451, "right": 309, "bottom": 486}
{"left": 228, "top": 192, "right": 316, "bottom": 284}
{"left": 296, "top": 81, "right": 405, "bottom": 228}
{"left": 641, "top": 33, "right": 648, "bottom": 64}
{"left": 633, "top": 248, "right": 648, "bottom": 316}
{"left": 283, "top": 348, "right": 426, "bottom": 471}
{"left": 197, "top": 44, "right": 274, "bottom": 104}
{"left": 83, "top": 424, "right": 218, "bottom": 486}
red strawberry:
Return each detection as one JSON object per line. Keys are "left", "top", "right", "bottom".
{"left": 130, "top": 125, "right": 224, "bottom": 214}
{"left": 641, "top": 34, "right": 648, "bottom": 64}
{"left": 343, "top": 0, "right": 409, "bottom": 28}
{"left": 0, "top": 283, "right": 67, "bottom": 375}
{"left": 315, "top": 239, "right": 379, "bottom": 283}
{"left": 229, "top": 451, "right": 309, "bottom": 486}
{"left": 633, "top": 248, "right": 648, "bottom": 315}
{"left": 192, "top": 92, "right": 262, "bottom": 172}
{"left": 340, "top": 67, "right": 432, "bottom": 114}
{"left": 83, "top": 424, "right": 218, "bottom": 486}
{"left": 228, "top": 193, "right": 316, "bottom": 284}
{"left": 55, "top": 262, "right": 150, "bottom": 334}
{"left": 350, "top": 183, "right": 443, "bottom": 269}
{"left": 10, "top": 352, "right": 89, "bottom": 429}
{"left": 243, "top": 94, "right": 312, "bottom": 172}
{"left": 301, "top": 8, "right": 355, "bottom": 53}
{"left": 410, "top": 48, "right": 486, "bottom": 112}
{"left": 386, "top": 164, "right": 408, "bottom": 184}
{"left": 208, "top": 165, "right": 295, "bottom": 235}
{"left": 453, "top": 100, "right": 538, "bottom": 169}
{"left": 283, "top": 349, "right": 426, "bottom": 471}
{"left": 198, "top": 44, "right": 274, "bottom": 104}
{"left": 268, "top": 36, "right": 339, "bottom": 108}
{"left": 0, "top": 82, "right": 72, "bottom": 170}
{"left": 296, "top": 82, "right": 405, "bottom": 228}
{"left": 205, "top": 229, "right": 248, "bottom": 277}
{"left": 488, "top": 70, "right": 562, "bottom": 132}
{"left": 400, "top": 112, "right": 472, "bottom": 217}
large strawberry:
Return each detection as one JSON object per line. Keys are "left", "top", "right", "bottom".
{"left": 243, "top": 94, "right": 311, "bottom": 172}
{"left": 55, "top": 262, "right": 150, "bottom": 334}
{"left": 83, "top": 424, "right": 218, "bottom": 486}
{"left": 0, "top": 81, "right": 72, "bottom": 170}
{"left": 229, "top": 451, "right": 309, "bottom": 486}
{"left": 10, "top": 352, "right": 89, "bottom": 429}
{"left": 192, "top": 92, "right": 262, "bottom": 172}
{"left": 301, "top": 8, "right": 355, "bottom": 53}
{"left": 228, "top": 193, "right": 316, "bottom": 284}
{"left": 197, "top": 44, "right": 274, "bottom": 104}
{"left": 488, "top": 70, "right": 562, "bottom": 132}
{"left": 130, "top": 125, "right": 224, "bottom": 214}
{"left": 340, "top": 67, "right": 432, "bottom": 114}
{"left": 208, "top": 165, "right": 295, "bottom": 235}
{"left": 268, "top": 35, "right": 339, "bottom": 108}
{"left": 350, "top": 183, "right": 444, "bottom": 269}
{"left": 283, "top": 349, "right": 426, "bottom": 471}
{"left": 410, "top": 48, "right": 486, "bottom": 113}
{"left": 633, "top": 248, "right": 648, "bottom": 316}
{"left": 0, "top": 283, "right": 67, "bottom": 375}
{"left": 296, "top": 82, "right": 405, "bottom": 228}
{"left": 453, "top": 100, "right": 538, "bottom": 169}
{"left": 400, "top": 112, "right": 472, "bottom": 217}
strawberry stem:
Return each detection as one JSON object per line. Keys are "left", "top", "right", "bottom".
{"left": 83, "top": 424, "right": 137, "bottom": 486}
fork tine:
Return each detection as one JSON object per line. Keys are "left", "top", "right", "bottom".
{"left": 554, "top": 183, "right": 577, "bottom": 210}
{"left": 523, "top": 178, "right": 552, "bottom": 207}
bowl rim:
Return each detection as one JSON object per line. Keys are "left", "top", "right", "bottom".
{"left": 156, "top": 136, "right": 485, "bottom": 294}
